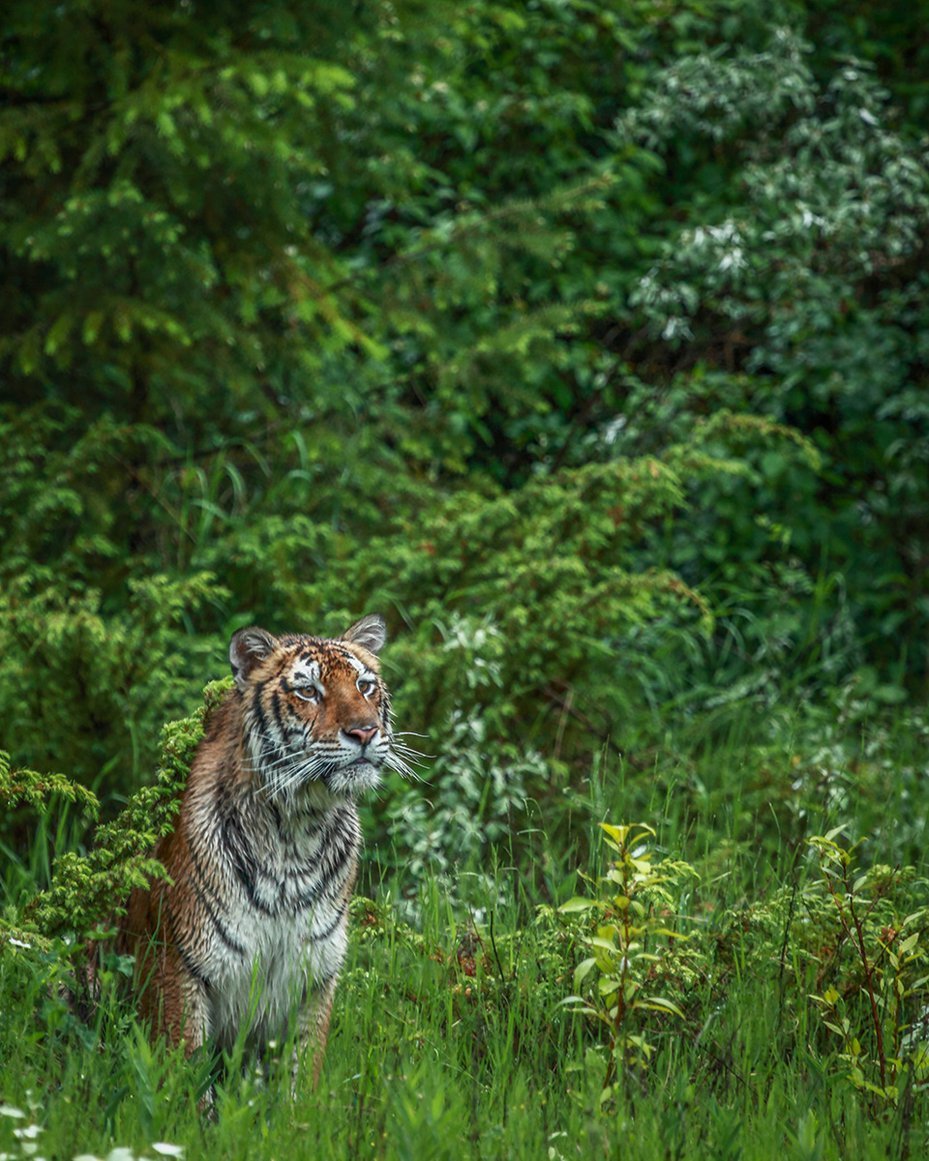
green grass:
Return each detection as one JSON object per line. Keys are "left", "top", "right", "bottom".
{"left": 3, "top": 895, "right": 926, "bottom": 1161}
{"left": 3, "top": 698, "right": 929, "bottom": 1160}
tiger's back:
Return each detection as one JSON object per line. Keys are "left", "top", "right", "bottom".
{"left": 117, "top": 614, "right": 394, "bottom": 1080}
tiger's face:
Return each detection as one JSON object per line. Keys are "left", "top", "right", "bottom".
{"left": 229, "top": 614, "right": 393, "bottom": 800}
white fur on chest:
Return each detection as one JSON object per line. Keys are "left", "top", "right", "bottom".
{"left": 194, "top": 799, "right": 356, "bottom": 1052}
{"left": 206, "top": 904, "right": 347, "bottom": 1051}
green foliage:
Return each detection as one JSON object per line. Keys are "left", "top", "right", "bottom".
{"left": 560, "top": 823, "right": 698, "bottom": 1096}
{"left": 6, "top": 778, "right": 929, "bottom": 1157}
{"left": 18, "top": 679, "right": 230, "bottom": 940}
{"left": 0, "top": 0, "right": 370, "bottom": 410}
{"left": 1, "top": 2, "right": 928, "bottom": 1154}
{"left": 808, "top": 831, "right": 929, "bottom": 1108}
{"left": 0, "top": 751, "right": 99, "bottom": 820}
{"left": 382, "top": 615, "right": 546, "bottom": 899}
{"left": 2, "top": 0, "right": 927, "bottom": 827}
{"left": 622, "top": 26, "right": 929, "bottom": 673}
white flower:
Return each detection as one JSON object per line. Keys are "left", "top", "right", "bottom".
{"left": 0, "top": 1106, "right": 25, "bottom": 1119}
{"left": 718, "top": 248, "right": 745, "bottom": 273}
{"left": 7, "top": 937, "right": 31, "bottom": 949}
{"left": 151, "top": 1144, "right": 184, "bottom": 1158}
{"left": 13, "top": 1125, "right": 42, "bottom": 1140}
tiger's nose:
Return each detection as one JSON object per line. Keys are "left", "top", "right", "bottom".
{"left": 346, "top": 724, "right": 378, "bottom": 747}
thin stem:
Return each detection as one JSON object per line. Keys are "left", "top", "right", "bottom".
{"left": 846, "top": 880, "right": 888, "bottom": 1091}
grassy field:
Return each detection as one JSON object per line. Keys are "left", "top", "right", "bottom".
{"left": 2, "top": 694, "right": 929, "bottom": 1161}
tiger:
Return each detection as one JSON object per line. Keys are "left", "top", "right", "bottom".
{"left": 114, "top": 613, "right": 397, "bottom": 1090}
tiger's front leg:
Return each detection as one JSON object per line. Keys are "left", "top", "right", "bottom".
{"left": 142, "top": 937, "right": 211, "bottom": 1059}
{"left": 290, "top": 972, "right": 339, "bottom": 1096}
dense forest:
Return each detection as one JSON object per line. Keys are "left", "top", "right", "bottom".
{"left": 2, "top": 1, "right": 928, "bottom": 1157}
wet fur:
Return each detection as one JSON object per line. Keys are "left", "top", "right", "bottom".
{"left": 115, "top": 615, "right": 392, "bottom": 1087}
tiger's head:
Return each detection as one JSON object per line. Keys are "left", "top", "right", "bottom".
{"left": 228, "top": 614, "right": 394, "bottom": 800}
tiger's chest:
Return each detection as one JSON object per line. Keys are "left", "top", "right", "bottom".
{"left": 188, "top": 799, "right": 359, "bottom": 1051}
{"left": 206, "top": 906, "right": 347, "bottom": 1052}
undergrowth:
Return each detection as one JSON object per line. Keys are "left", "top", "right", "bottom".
{"left": 2, "top": 684, "right": 929, "bottom": 1159}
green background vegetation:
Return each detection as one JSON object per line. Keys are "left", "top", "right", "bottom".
{"left": 1, "top": 0, "right": 928, "bottom": 1156}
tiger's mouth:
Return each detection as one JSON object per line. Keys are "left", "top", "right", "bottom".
{"left": 319, "top": 756, "right": 383, "bottom": 796}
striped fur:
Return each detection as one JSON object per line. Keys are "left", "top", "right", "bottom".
{"left": 116, "top": 614, "right": 393, "bottom": 1086}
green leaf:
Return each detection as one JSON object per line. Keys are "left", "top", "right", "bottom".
{"left": 573, "top": 957, "right": 597, "bottom": 992}
{"left": 559, "top": 897, "right": 593, "bottom": 914}
{"left": 630, "top": 995, "right": 684, "bottom": 1018}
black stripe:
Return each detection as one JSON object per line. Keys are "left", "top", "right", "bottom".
{"left": 308, "top": 902, "right": 348, "bottom": 943}
{"left": 270, "top": 688, "right": 287, "bottom": 739}
{"left": 298, "top": 810, "right": 354, "bottom": 880}
{"left": 289, "top": 851, "right": 352, "bottom": 914}
{"left": 250, "top": 680, "right": 270, "bottom": 733}
{"left": 321, "top": 831, "right": 353, "bottom": 878}
{"left": 164, "top": 903, "right": 212, "bottom": 991}
{"left": 320, "top": 861, "right": 353, "bottom": 902}
{"left": 219, "top": 806, "right": 275, "bottom": 917}
{"left": 248, "top": 682, "right": 287, "bottom": 770}
{"left": 268, "top": 798, "right": 286, "bottom": 842}
{"left": 291, "top": 876, "right": 323, "bottom": 912}
{"left": 188, "top": 849, "right": 248, "bottom": 957}
{"left": 251, "top": 681, "right": 282, "bottom": 753}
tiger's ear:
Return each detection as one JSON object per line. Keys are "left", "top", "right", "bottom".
{"left": 342, "top": 614, "right": 387, "bottom": 655}
{"left": 229, "top": 626, "right": 278, "bottom": 690}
